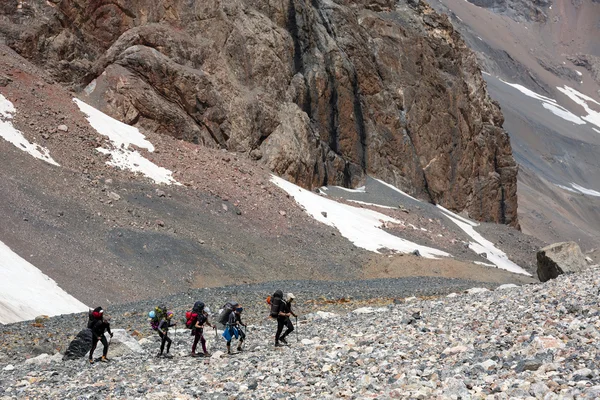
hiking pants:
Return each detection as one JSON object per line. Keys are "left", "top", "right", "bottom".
{"left": 192, "top": 329, "right": 207, "bottom": 354}
{"left": 158, "top": 331, "right": 172, "bottom": 354}
{"left": 280, "top": 317, "right": 294, "bottom": 340}
{"left": 89, "top": 334, "right": 109, "bottom": 360}
{"left": 276, "top": 316, "right": 293, "bottom": 342}
{"left": 226, "top": 326, "right": 245, "bottom": 346}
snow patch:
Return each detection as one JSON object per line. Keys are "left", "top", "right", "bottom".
{"left": 347, "top": 199, "right": 397, "bottom": 209}
{"left": 271, "top": 175, "right": 450, "bottom": 258}
{"left": 74, "top": 99, "right": 179, "bottom": 185}
{"left": 437, "top": 206, "right": 531, "bottom": 276}
{"left": 557, "top": 86, "right": 600, "bottom": 130}
{"left": 576, "top": 70, "right": 582, "bottom": 76}
{"left": 571, "top": 183, "right": 600, "bottom": 197}
{"left": 372, "top": 178, "right": 420, "bottom": 201}
{"left": 498, "top": 80, "right": 585, "bottom": 125}
{"left": 325, "top": 185, "right": 366, "bottom": 193}
{"left": 0, "top": 94, "right": 60, "bottom": 166}
{"left": 556, "top": 184, "right": 580, "bottom": 194}
{"left": 0, "top": 240, "right": 88, "bottom": 324}
{"left": 594, "top": 128, "right": 600, "bottom": 134}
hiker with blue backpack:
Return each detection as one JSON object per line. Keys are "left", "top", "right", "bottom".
{"left": 156, "top": 311, "right": 176, "bottom": 358}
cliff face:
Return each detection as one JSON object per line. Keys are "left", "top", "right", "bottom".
{"left": 0, "top": 0, "right": 518, "bottom": 226}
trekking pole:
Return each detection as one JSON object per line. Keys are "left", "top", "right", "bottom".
{"left": 295, "top": 316, "right": 298, "bottom": 342}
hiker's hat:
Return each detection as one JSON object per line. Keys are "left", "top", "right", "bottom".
{"left": 286, "top": 293, "right": 296, "bottom": 301}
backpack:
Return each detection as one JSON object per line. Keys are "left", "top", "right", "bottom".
{"left": 185, "top": 310, "right": 198, "bottom": 329}
{"left": 218, "top": 300, "right": 239, "bottom": 325}
{"left": 149, "top": 305, "right": 167, "bottom": 331}
{"left": 270, "top": 290, "right": 284, "bottom": 318}
{"left": 87, "top": 307, "right": 103, "bottom": 328}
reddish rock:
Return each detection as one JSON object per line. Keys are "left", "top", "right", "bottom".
{"left": 0, "top": 0, "right": 518, "bottom": 226}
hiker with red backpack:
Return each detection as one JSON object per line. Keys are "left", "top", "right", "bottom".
{"left": 187, "top": 301, "right": 213, "bottom": 357}
{"left": 156, "top": 311, "right": 176, "bottom": 358}
{"left": 88, "top": 306, "right": 113, "bottom": 363}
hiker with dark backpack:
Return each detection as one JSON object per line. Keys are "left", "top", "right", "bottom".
{"left": 88, "top": 306, "right": 113, "bottom": 363}
{"left": 189, "top": 303, "right": 214, "bottom": 357}
{"left": 156, "top": 311, "right": 176, "bottom": 358}
{"left": 275, "top": 293, "right": 297, "bottom": 346}
{"left": 225, "top": 307, "right": 246, "bottom": 354}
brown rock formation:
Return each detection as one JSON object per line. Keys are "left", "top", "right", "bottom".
{"left": 536, "top": 242, "right": 590, "bottom": 282}
{"left": 0, "top": 0, "right": 518, "bottom": 226}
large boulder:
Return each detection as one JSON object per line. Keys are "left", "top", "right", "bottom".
{"left": 63, "top": 328, "right": 93, "bottom": 360}
{"left": 537, "top": 242, "right": 588, "bottom": 282}
{"left": 106, "top": 329, "right": 144, "bottom": 358}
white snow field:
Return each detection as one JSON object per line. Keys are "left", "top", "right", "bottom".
{"left": 499, "top": 80, "right": 586, "bottom": 125}
{"left": 74, "top": 99, "right": 179, "bottom": 185}
{"left": 557, "top": 86, "right": 600, "bottom": 130}
{"left": 0, "top": 94, "right": 60, "bottom": 166}
{"left": 437, "top": 205, "right": 531, "bottom": 276}
{"left": 271, "top": 175, "right": 450, "bottom": 258}
{"left": 0, "top": 240, "right": 87, "bottom": 324}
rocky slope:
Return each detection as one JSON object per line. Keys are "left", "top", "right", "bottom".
{"left": 1, "top": 268, "right": 600, "bottom": 398}
{"left": 0, "top": 0, "right": 518, "bottom": 226}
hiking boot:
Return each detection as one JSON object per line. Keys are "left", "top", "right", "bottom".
{"left": 156, "top": 352, "right": 163, "bottom": 358}
{"left": 88, "top": 359, "right": 94, "bottom": 364}
{"left": 203, "top": 352, "right": 211, "bottom": 357}
{"left": 237, "top": 346, "right": 243, "bottom": 352}
{"left": 280, "top": 337, "right": 288, "bottom": 345}
{"left": 100, "top": 356, "right": 109, "bottom": 363}
{"left": 274, "top": 342, "right": 284, "bottom": 347}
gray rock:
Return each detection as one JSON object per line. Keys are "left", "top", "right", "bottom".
{"left": 537, "top": 242, "right": 589, "bottom": 282}
{"left": 63, "top": 328, "right": 93, "bottom": 360}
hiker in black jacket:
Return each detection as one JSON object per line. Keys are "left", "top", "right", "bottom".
{"left": 275, "top": 293, "right": 296, "bottom": 346}
{"left": 88, "top": 306, "right": 113, "bottom": 363}
{"left": 157, "top": 311, "right": 176, "bottom": 358}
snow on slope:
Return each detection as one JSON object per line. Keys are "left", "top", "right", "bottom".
{"left": 271, "top": 176, "right": 450, "bottom": 258}
{"left": 437, "top": 206, "right": 531, "bottom": 276}
{"left": 557, "top": 86, "right": 600, "bottom": 130}
{"left": 0, "top": 240, "right": 87, "bottom": 324}
{"left": 0, "top": 94, "right": 60, "bottom": 166}
{"left": 498, "top": 80, "right": 585, "bottom": 125}
{"left": 73, "top": 99, "right": 179, "bottom": 185}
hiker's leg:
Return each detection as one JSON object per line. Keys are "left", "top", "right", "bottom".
{"left": 100, "top": 334, "right": 109, "bottom": 357}
{"left": 89, "top": 336, "right": 99, "bottom": 360}
{"left": 281, "top": 318, "right": 294, "bottom": 339}
{"left": 159, "top": 332, "right": 167, "bottom": 354}
{"left": 192, "top": 331, "right": 201, "bottom": 353}
{"left": 200, "top": 334, "right": 207, "bottom": 353}
{"left": 275, "top": 317, "right": 285, "bottom": 343}
{"left": 165, "top": 334, "right": 172, "bottom": 353}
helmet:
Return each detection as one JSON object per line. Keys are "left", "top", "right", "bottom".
{"left": 167, "top": 311, "right": 174, "bottom": 319}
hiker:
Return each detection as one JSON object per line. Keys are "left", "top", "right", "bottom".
{"left": 88, "top": 306, "right": 113, "bottom": 363}
{"left": 225, "top": 307, "right": 247, "bottom": 354}
{"left": 156, "top": 311, "right": 176, "bottom": 358}
{"left": 191, "top": 306, "right": 214, "bottom": 357}
{"left": 275, "top": 293, "right": 297, "bottom": 346}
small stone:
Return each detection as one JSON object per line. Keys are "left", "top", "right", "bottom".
{"left": 57, "top": 124, "right": 68, "bottom": 132}
{"left": 3, "top": 364, "right": 15, "bottom": 371}
{"left": 321, "top": 211, "right": 327, "bottom": 218}
{"left": 279, "top": 210, "right": 286, "bottom": 216}
{"left": 107, "top": 192, "right": 120, "bottom": 201}
{"left": 156, "top": 220, "right": 165, "bottom": 227}
{"left": 155, "top": 189, "right": 166, "bottom": 197}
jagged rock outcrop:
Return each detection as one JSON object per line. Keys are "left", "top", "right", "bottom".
{"left": 0, "top": 0, "right": 518, "bottom": 225}
{"left": 536, "top": 242, "right": 589, "bottom": 282}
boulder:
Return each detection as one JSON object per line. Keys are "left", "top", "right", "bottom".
{"left": 25, "top": 353, "right": 63, "bottom": 365}
{"left": 537, "top": 242, "right": 588, "bottom": 282}
{"left": 106, "top": 329, "right": 144, "bottom": 358}
{"left": 63, "top": 328, "right": 93, "bottom": 360}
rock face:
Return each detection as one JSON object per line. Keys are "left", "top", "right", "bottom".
{"left": 537, "top": 242, "right": 588, "bottom": 282}
{"left": 62, "top": 328, "right": 93, "bottom": 360}
{"left": 0, "top": 0, "right": 518, "bottom": 226}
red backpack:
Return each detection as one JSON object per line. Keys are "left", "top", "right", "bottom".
{"left": 185, "top": 311, "right": 198, "bottom": 329}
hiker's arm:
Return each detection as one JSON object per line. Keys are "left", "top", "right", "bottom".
{"left": 106, "top": 322, "right": 113, "bottom": 337}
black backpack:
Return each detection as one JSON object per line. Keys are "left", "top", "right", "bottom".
{"left": 270, "top": 290, "right": 283, "bottom": 318}
{"left": 218, "top": 300, "right": 239, "bottom": 325}
{"left": 192, "top": 301, "right": 205, "bottom": 314}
